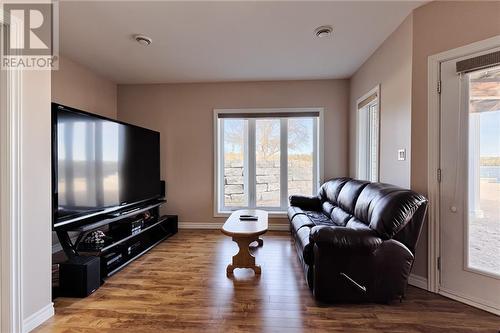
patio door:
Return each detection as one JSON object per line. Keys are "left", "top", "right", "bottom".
{"left": 439, "top": 50, "right": 500, "bottom": 315}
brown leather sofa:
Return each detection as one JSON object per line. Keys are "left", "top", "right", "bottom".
{"left": 288, "top": 177, "right": 428, "bottom": 303}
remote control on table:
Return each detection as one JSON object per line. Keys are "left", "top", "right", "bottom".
{"left": 239, "top": 215, "right": 258, "bottom": 221}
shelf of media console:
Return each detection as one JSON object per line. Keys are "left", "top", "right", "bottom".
{"left": 55, "top": 199, "right": 166, "bottom": 233}
{"left": 105, "top": 236, "right": 169, "bottom": 277}
{"left": 54, "top": 199, "right": 168, "bottom": 258}
{"left": 76, "top": 215, "right": 170, "bottom": 255}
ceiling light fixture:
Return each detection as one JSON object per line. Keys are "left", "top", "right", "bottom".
{"left": 134, "top": 34, "right": 152, "bottom": 46}
{"left": 314, "top": 25, "right": 333, "bottom": 38}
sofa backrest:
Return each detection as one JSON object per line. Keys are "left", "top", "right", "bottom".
{"left": 318, "top": 178, "right": 428, "bottom": 254}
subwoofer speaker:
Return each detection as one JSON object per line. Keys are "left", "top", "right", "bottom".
{"left": 59, "top": 256, "right": 101, "bottom": 297}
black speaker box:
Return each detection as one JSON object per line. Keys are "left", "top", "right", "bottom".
{"left": 59, "top": 256, "right": 101, "bottom": 297}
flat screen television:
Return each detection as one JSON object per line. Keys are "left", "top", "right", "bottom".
{"left": 52, "top": 103, "right": 161, "bottom": 227}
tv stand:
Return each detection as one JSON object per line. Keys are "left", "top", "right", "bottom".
{"left": 54, "top": 199, "right": 177, "bottom": 281}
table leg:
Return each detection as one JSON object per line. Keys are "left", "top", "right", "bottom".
{"left": 227, "top": 236, "right": 261, "bottom": 275}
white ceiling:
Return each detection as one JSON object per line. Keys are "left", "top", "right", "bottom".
{"left": 59, "top": 1, "right": 424, "bottom": 84}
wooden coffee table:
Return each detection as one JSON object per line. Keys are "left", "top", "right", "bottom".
{"left": 221, "top": 209, "right": 268, "bottom": 275}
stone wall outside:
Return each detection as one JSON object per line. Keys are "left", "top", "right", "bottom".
{"left": 224, "top": 157, "right": 313, "bottom": 207}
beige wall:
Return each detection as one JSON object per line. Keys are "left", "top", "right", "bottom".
{"left": 349, "top": 14, "right": 413, "bottom": 188}
{"left": 118, "top": 80, "right": 349, "bottom": 226}
{"left": 52, "top": 55, "right": 117, "bottom": 118}
{"left": 410, "top": 0, "right": 500, "bottom": 278}
{"left": 22, "top": 70, "right": 53, "bottom": 321}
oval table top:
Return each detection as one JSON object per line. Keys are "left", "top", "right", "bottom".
{"left": 221, "top": 209, "right": 268, "bottom": 238}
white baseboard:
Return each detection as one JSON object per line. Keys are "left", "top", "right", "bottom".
{"left": 23, "top": 303, "right": 54, "bottom": 333}
{"left": 178, "top": 222, "right": 289, "bottom": 231}
{"left": 408, "top": 273, "right": 428, "bottom": 290}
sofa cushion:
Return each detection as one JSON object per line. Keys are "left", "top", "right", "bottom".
{"left": 288, "top": 206, "right": 306, "bottom": 222}
{"left": 306, "top": 211, "right": 334, "bottom": 226}
{"left": 288, "top": 206, "right": 335, "bottom": 234}
{"left": 337, "top": 180, "right": 370, "bottom": 214}
{"left": 354, "top": 182, "right": 396, "bottom": 224}
{"left": 368, "top": 190, "right": 427, "bottom": 239}
{"left": 321, "top": 201, "right": 335, "bottom": 217}
{"left": 330, "top": 207, "right": 351, "bottom": 227}
{"left": 290, "top": 213, "right": 315, "bottom": 233}
{"left": 345, "top": 217, "right": 373, "bottom": 231}
{"left": 319, "top": 177, "right": 351, "bottom": 204}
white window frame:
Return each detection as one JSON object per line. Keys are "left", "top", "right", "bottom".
{"left": 356, "top": 85, "right": 380, "bottom": 182}
{"left": 213, "top": 108, "right": 324, "bottom": 217}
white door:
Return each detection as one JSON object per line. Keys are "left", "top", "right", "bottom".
{"left": 440, "top": 50, "right": 500, "bottom": 315}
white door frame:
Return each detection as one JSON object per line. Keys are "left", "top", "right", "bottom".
{"left": 0, "top": 13, "right": 24, "bottom": 333}
{"left": 427, "top": 35, "right": 500, "bottom": 312}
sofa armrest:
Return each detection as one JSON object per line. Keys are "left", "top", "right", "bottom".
{"left": 310, "top": 225, "right": 382, "bottom": 254}
{"left": 289, "top": 195, "right": 321, "bottom": 211}
{"left": 370, "top": 239, "right": 415, "bottom": 301}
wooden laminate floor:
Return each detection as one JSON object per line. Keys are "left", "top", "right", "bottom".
{"left": 37, "top": 230, "right": 500, "bottom": 333}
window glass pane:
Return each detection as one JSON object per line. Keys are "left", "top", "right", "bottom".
{"left": 288, "top": 118, "right": 314, "bottom": 196}
{"left": 357, "top": 99, "right": 379, "bottom": 182}
{"left": 358, "top": 106, "right": 369, "bottom": 180}
{"left": 468, "top": 66, "right": 500, "bottom": 276}
{"left": 223, "top": 119, "right": 247, "bottom": 207}
{"left": 369, "top": 103, "right": 379, "bottom": 182}
{"left": 256, "top": 119, "right": 280, "bottom": 207}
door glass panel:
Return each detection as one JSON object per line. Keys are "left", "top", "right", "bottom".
{"left": 223, "top": 119, "right": 247, "bottom": 207}
{"left": 288, "top": 118, "right": 314, "bottom": 196}
{"left": 256, "top": 119, "right": 280, "bottom": 207}
{"left": 467, "top": 66, "right": 500, "bottom": 276}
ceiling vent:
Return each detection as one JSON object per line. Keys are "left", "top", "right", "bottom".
{"left": 314, "top": 26, "right": 333, "bottom": 38}
{"left": 134, "top": 34, "right": 152, "bottom": 46}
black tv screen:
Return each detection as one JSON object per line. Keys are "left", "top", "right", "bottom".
{"left": 53, "top": 103, "right": 160, "bottom": 225}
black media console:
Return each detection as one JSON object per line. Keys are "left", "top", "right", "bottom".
{"left": 55, "top": 199, "right": 177, "bottom": 285}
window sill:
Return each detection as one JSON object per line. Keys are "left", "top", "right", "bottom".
{"left": 214, "top": 211, "right": 288, "bottom": 219}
